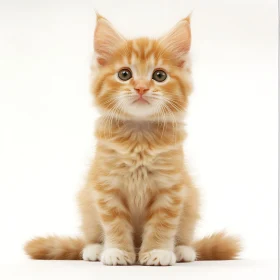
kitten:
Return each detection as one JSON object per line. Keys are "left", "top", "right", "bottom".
{"left": 25, "top": 14, "right": 241, "bottom": 266}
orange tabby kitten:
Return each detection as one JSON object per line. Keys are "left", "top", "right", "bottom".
{"left": 25, "top": 14, "right": 241, "bottom": 266}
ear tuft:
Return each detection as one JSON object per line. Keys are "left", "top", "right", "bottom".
{"left": 95, "top": 11, "right": 106, "bottom": 22}
{"left": 183, "top": 12, "right": 192, "bottom": 24}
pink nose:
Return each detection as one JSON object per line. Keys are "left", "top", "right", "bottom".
{"left": 134, "top": 86, "right": 149, "bottom": 96}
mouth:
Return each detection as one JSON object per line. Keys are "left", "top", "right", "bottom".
{"left": 131, "top": 97, "right": 150, "bottom": 105}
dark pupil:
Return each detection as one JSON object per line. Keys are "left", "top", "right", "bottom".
{"left": 154, "top": 71, "right": 166, "bottom": 81}
{"left": 122, "top": 71, "right": 128, "bottom": 77}
{"left": 157, "top": 72, "right": 163, "bottom": 79}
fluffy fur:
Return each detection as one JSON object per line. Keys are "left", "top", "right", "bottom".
{"left": 24, "top": 14, "right": 241, "bottom": 265}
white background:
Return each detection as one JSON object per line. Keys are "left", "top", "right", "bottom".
{"left": 0, "top": 0, "right": 278, "bottom": 278}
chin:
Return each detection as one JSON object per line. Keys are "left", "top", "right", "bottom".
{"left": 124, "top": 102, "right": 160, "bottom": 120}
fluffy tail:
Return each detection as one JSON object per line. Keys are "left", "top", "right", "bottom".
{"left": 193, "top": 231, "right": 241, "bottom": 260}
{"left": 24, "top": 236, "right": 85, "bottom": 260}
{"left": 25, "top": 231, "right": 241, "bottom": 261}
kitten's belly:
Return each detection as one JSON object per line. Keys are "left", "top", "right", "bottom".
{"left": 129, "top": 199, "right": 146, "bottom": 249}
{"left": 99, "top": 147, "right": 183, "bottom": 246}
{"left": 120, "top": 163, "right": 155, "bottom": 247}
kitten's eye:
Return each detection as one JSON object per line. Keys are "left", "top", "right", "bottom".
{"left": 152, "top": 70, "right": 167, "bottom": 82}
{"left": 118, "top": 68, "right": 132, "bottom": 81}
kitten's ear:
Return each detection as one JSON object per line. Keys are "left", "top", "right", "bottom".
{"left": 94, "top": 13, "right": 126, "bottom": 66}
{"left": 159, "top": 15, "right": 192, "bottom": 67}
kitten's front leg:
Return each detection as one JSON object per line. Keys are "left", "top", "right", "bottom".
{"left": 139, "top": 184, "right": 183, "bottom": 266}
{"left": 95, "top": 184, "right": 136, "bottom": 265}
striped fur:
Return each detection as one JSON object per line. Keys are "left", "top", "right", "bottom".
{"left": 25, "top": 14, "right": 241, "bottom": 265}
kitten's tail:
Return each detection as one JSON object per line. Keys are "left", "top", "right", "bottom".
{"left": 193, "top": 231, "right": 242, "bottom": 260}
{"left": 24, "top": 236, "right": 84, "bottom": 260}
{"left": 25, "top": 231, "right": 241, "bottom": 261}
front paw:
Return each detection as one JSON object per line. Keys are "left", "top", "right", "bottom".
{"left": 101, "top": 248, "right": 136, "bottom": 265}
{"left": 139, "top": 250, "right": 176, "bottom": 266}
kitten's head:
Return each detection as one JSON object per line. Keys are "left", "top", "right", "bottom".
{"left": 91, "top": 14, "right": 193, "bottom": 121}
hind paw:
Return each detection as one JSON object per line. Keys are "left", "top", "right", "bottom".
{"left": 175, "top": 246, "right": 196, "bottom": 262}
{"left": 82, "top": 244, "right": 103, "bottom": 261}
